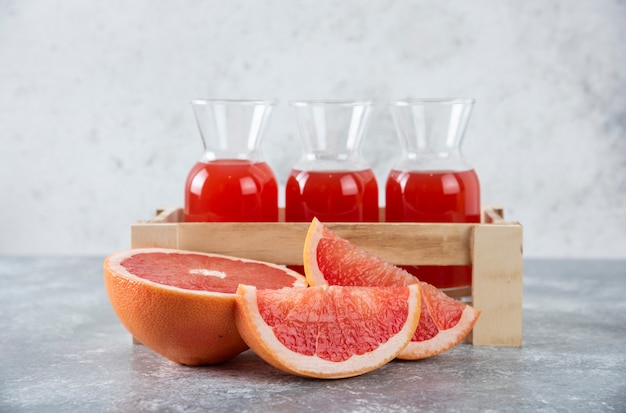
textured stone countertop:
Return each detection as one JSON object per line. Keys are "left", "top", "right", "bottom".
{"left": 1, "top": 257, "right": 625, "bottom": 412}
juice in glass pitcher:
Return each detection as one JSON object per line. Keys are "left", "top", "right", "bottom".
{"left": 184, "top": 99, "right": 278, "bottom": 223}
{"left": 385, "top": 98, "right": 480, "bottom": 300}
{"left": 286, "top": 169, "right": 378, "bottom": 222}
{"left": 285, "top": 100, "right": 378, "bottom": 223}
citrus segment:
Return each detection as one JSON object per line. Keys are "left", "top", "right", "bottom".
{"left": 103, "top": 248, "right": 306, "bottom": 366}
{"left": 399, "top": 281, "right": 479, "bottom": 359}
{"left": 303, "top": 218, "right": 480, "bottom": 360}
{"left": 303, "top": 218, "right": 416, "bottom": 288}
{"left": 234, "top": 284, "right": 421, "bottom": 379}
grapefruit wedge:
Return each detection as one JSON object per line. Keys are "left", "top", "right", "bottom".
{"left": 103, "top": 248, "right": 306, "bottom": 366}
{"left": 303, "top": 218, "right": 481, "bottom": 360}
{"left": 234, "top": 284, "right": 421, "bottom": 379}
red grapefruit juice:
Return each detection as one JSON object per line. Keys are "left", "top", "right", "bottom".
{"left": 385, "top": 169, "right": 480, "bottom": 291}
{"left": 184, "top": 159, "right": 278, "bottom": 222}
{"left": 285, "top": 169, "right": 379, "bottom": 223}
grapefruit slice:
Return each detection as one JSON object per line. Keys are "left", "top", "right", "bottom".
{"left": 235, "top": 284, "right": 421, "bottom": 379}
{"left": 103, "top": 248, "right": 307, "bottom": 366}
{"left": 303, "top": 218, "right": 481, "bottom": 360}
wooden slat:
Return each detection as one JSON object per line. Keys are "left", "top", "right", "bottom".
{"left": 177, "top": 223, "right": 307, "bottom": 264}
{"left": 130, "top": 223, "right": 179, "bottom": 249}
{"left": 153, "top": 207, "right": 184, "bottom": 223}
{"left": 483, "top": 205, "right": 506, "bottom": 224}
{"left": 172, "top": 222, "right": 472, "bottom": 266}
{"left": 325, "top": 223, "right": 472, "bottom": 266}
{"left": 470, "top": 223, "right": 524, "bottom": 346}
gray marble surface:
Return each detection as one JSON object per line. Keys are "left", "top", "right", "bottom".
{"left": 1, "top": 257, "right": 625, "bottom": 412}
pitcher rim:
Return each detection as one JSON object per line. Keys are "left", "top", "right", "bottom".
{"left": 290, "top": 99, "right": 374, "bottom": 107}
{"left": 390, "top": 97, "right": 475, "bottom": 106}
{"left": 191, "top": 98, "right": 277, "bottom": 106}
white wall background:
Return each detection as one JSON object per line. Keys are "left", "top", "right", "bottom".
{"left": 1, "top": 0, "right": 625, "bottom": 258}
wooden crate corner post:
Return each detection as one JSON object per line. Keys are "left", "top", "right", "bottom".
{"left": 470, "top": 222, "right": 523, "bottom": 346}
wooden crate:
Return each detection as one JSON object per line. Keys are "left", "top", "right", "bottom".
{"left": 131, "top": 206, "right": 523, "bottom": 346}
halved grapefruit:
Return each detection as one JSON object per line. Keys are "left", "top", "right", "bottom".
{"left": 303, "top": 218, "right": 481, "bottom": 360}
{"left": 234, "top": 283, "right": 421, "bottom": 378}
{"left": 103, "top": 248, "right": 307, "bottom": 366}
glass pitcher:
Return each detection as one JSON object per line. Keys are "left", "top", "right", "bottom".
{"left": 285, "top": 100, "right": 379, "bottom": 223}
{"left": 385, "top": 98, "right": 480, "bottom": 299}
{"left": 184, "top": 99, "right": 278, "bottom": 222}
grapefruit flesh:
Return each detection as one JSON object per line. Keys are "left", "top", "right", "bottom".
{"left": 305, "top": 222, "right": 417, "bottom": 288}
{"left": 103, "top": 248, "right": 307, "bottom": 366}
{"left": 303, "top": 218, "right": 481, "bottom": 360}
{"left": 235, "top": 284, "right": 421, "bottom": 379}
{"left": 120, "top": 251, "right": 302, "bottom": 293}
